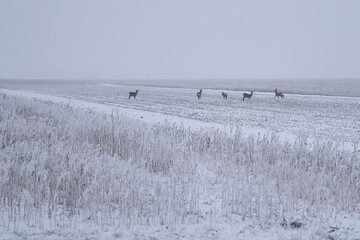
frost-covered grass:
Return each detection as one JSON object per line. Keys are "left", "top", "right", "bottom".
{"left": 0, "top": 93, "right": 359, "bottom": 239}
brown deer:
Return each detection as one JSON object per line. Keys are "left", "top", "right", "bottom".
{"left": 242, "top": 91, "right": 253, "bottom": 101}
{"left": 129, "top": 90, "right": 139, "bottom": 99}
{"left": 222, "top": 92, "right": 228, "bottom": 100}
{"left": 197, "top": 89, "right": 202, "bottom": 100}
{"left": 274, "top": 88, "right": 284, "bottom": 98}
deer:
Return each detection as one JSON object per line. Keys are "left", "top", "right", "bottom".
{"left": 128, "top": 90, "right": 139, "bottom": 99}
{"left": 274, "top": 88, "right": 284, "bottom": 98}
{"left": 242, "top": 91, "right": 253, "bottom": 101}
{"left": 222, "top": 92, "right": 228, "bottom": 100}
{"left": 197, "top": 89, "right": 202, "bottom": 100}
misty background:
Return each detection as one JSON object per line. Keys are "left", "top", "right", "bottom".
{"left": 0, "top": 0, "right": 360, "bottom": 80}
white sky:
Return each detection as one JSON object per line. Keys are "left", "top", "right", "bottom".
{"left": 0, "top": 0, "right": 359, "bottom": 80}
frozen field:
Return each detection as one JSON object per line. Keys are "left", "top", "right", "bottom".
{"left": 0, "top": 79, "right": 360, "bottom": 240}
{"left": 1, "top": 79, "right": 359, "bottom": 144}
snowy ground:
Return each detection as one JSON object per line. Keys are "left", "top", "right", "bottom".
{"left": 0, "top": 80, "right": 360, "bottom": 239}
{"left": 1, "top": 80, "right": 359, "bottom": 145}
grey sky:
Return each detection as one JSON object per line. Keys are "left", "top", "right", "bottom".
{"left": 0, "top": 0, "right": 359, "bottom": 80}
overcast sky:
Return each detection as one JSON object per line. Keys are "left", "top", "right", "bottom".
{"left": 0, "top": 0, "right": 359, "bottom": 80}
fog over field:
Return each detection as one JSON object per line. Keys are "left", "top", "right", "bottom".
{"left": 106, "top": 79, "right": 360, "bottom": 98}
{"left": 2, "top": 78, "right": 360, "bottom": 97}
{"left": 1, "top": 0, "right": 360, "bottom": 239}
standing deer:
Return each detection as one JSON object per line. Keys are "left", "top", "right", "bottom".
{"left": 197, "top": 89, "right": 202, "bottom": 100}
{"left": 222, "top": 92, "right": 228, "bottom": 100}
{"left": 243, "top": 91, "right": 253, "bottom": 101}
{"left": 129, "top": 90, "right": 139, "bottom": 99}
{"left": 274, "top": 88, "right": 284, "bottom": 98}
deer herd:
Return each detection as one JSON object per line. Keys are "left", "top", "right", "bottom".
{"left": 128, "top": 88, "right": 285, "bottom": 100}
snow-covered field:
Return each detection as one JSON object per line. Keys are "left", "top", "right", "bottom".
{"left": 1, "top": 80, "right": 359, "bottom": 144}
{"left": 0, "top": 79, "right": 360, "bottom": 239}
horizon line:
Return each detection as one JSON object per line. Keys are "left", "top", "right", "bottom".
{"left": 1, "top": 77, "right": 359, "bottom": 81}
